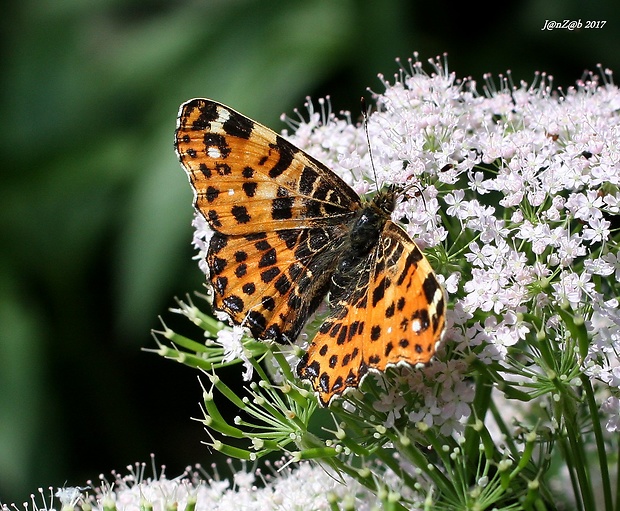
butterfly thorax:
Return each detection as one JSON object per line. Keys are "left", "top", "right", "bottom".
{"left": 331, "top": 189, "right": 397, "bottom": 302}
{"left": 349, "top": 189, "right": 396, "bottom": 254}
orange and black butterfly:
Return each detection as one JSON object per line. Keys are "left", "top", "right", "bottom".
{"left": 175, "top": 99, "right": 446, "bottom": 406}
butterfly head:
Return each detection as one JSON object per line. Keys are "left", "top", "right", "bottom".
{"left": 369, "top": 184, "right": 401, "bottom": 217}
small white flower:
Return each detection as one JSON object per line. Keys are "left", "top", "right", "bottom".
{"left": 582, "top": 216, "right": 611, "bottom": 244}
{"left": 601, "top": 396, "right": 620, "bottom": 433}
{"left": 192, "top": 213, "right": 215, "bottom": 277}
{"left": 584, "top": 256, "right": 615, "bottom": 276}
{"left": 556, "top": 233, "right": 586, "bottom": 267}
{"left": 566, "top": 190, "right": 604, "bottom": 222}
{"left": 216, "top": 326, "right": 253, "bottom": 380}
{"left": 551, "top": 271, "right": 595, "bottom": 308}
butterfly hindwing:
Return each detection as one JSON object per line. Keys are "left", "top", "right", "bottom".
{"left": 208, "top": 226, "right": 345, "bottom": 342}
{"left": 297, "top": 221, "right": 445, "bottom": 405}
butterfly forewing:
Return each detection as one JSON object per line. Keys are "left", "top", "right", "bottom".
{"left": 175, "top": 99, "right": 360, "bottom": 343}
{"left": 175, "top": 99, "right": 361, "bottom": 235}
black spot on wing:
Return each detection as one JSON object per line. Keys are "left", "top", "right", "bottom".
{"left": 232, "top": 205, "right": 251, "bottom": 224}
{"left": 423, "top": 274, "right": 440, "bottom": 304}
{"left": 206, "top": 186, "right": 220, "bottom": 203}
{"left": 242, "top": 282, "right": 256, "bottom": 295}
{"left": 261, "top": 267, "right": 280, "bottom": 283}
{"left": 204, "top": 133, "right": 231, "bottom": 159}
{"left": 188, "top": 100, "right": 218, "bottom": 129}
{"left": 269, "top": 137, "right": 296, "bottom": 178}
{"left": 210, "top": 256, "right": 227, "bottom": 275}
{"left": 299, "top": 167, "right": 319, "bottom": 194}
{"left": 207, "top": 209, "right": 222, "bottom": 228}
{"left": 223, "top": 111, "right": 253, "bottom": 139}
{"left": 272, "top": 196, "right": 294, "bottom": 220}
{"left": 370, "top": 325, "right": 381, "bottom": 341}
{"left": 274, "top": 274, "right": 291, "bottom": 295}
{"left": 215, "top": 162, "right": 231, "bottom": 175}
{"left": 259, "top": 248, "right": 277, "bottom": 268}
{"left": 242, "top": 182, "right": 257, "bottom": 197}
{"left": 261, "top": 296, "right": 275, "bottom": 311}
{"left": 223, "top": 295, "right": 244, "bottom": 313}
{"left": 247, "top": 310, "right": 266, "bottom": 333}
{"left": 397, "top": 247, "right": 423, "bottom": 285}
{"left": 198, "top": 163, "right": 211, "bottom": 178}
{"left": 234, "top": 263, "right": 247, "bottom": 278}
{"left": 209, "top": 232, "right": 227, "bottom": 253}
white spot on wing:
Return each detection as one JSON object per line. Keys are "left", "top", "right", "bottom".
{"left": 411, "top": 318, "right": 422, "bottom": 333}
{"left": 208, "top": 147, "right": 221, "bottom": 158}
{"left": 216, "top": 107, "right": 231, "bottom": 124}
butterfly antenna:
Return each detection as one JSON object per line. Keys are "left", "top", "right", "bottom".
{"left": 361, "top": 96, "right": 380, "bottom": 192}
{"left": 413, "top": 182, "right": 428, "bottom": 210}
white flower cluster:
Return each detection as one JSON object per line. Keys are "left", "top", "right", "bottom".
{"left": 12, "top": 462, "right": 409, "bottom": 511}
{"left": 191, "top": 56, "right": 620, "bottom": 433}
{"left": 371, "top": 359, "right": 474, "bottom": 435}
{"left": 282, "top": 57, "right": 620, "bottom": 431}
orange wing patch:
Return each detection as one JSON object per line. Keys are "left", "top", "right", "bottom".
{"left": 175, "top": 98, "right": 447, "bottom": 406}
{"left": 176, "top": 99, "right": 360, "bottom": 235}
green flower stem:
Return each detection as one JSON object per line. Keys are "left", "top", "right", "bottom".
{"left": 243, "top": 388, "right": 295, "bottom": 432}
{"left": 211, "top": 440, "right": 255, "bottom": 460}
{"left": 184, "top": 495, "right": 196, "bottom": 511}
{"left": 159, "top": 348, "right": 221, "bottom": 370}
{"left": 163, "top": 331, "right": 211, "bottom": 353}
{"left": 202, "top": 393, "right": 245, "bottom": 438}
{"left": 478, "top": 414, "right": 516, "bottom": 475}
{"left": 556, "top": 430, "right": 584, "bottom": 511}
{"left": 552, "top": 306, "right": 597, "bottom": 510}
{"left": 558, "top": 391, "right": 593, "bottom": 511}
{"left": 556, "top": 305, "right": 589, "bottom": 361}
{"left": 466, "top": 368, "right": 494, "bottom": 464}
{"left": 390, "top": 429, "right": 453, "bottom": 496}
{"left": 270, "top": 346, "right": 297, "bottom": 383}
{"left": 205, "top": 373, "right": 247, "bottom": 409}
{"left": 510, "top": 430, "right": 536, "bottom": 476}
{"left": 179, "top": 302, "right": 225, "bottom": 334}
{"left": 102, "top": 497, "right": 116, "bottom": 511}
{"left": 581, "top": 373, "right": 613, "bottom": 511}
{"left": 616, "top": 440, "right": 620, "bottom": 511}
{"left": 294, "top": 446, "right": 341, "bottom": 460}
{"left": 340, "top": 436, "right": 374, "bottom": 457}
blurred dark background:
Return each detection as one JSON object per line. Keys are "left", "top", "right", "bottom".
{"left": 1, "top": 0, "right": 618, "bottom": 504}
